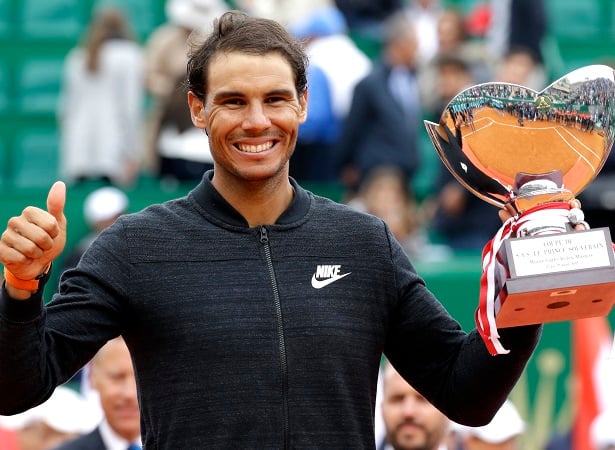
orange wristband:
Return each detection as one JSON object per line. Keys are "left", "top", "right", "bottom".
{"left": 3, "top": 265, "right": 51, "bottom": 292}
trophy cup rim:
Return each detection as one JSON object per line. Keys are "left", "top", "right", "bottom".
{"left": 423, "top": 64, "right": 615, "bottom": 213}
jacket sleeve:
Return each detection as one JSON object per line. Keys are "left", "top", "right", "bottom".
{"left": 0, "top": 222, "right": 132, "bottom": 415}
{"left": 383, "top": 228, "right": 541, "bottom": 426}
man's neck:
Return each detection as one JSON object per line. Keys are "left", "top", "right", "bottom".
{"left": 212, "top": 174, "right": 295, "bottom": 227}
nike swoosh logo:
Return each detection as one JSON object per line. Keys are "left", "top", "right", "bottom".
{"left": 311, "top": 272, "right": 351, "bottom": 289}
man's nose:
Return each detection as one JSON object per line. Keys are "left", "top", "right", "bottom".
{"left": 120, "top": 378, "right": 138, "bottom": 400}
{"left": 400, "top": 397, "right": 419, "bottom": 416}
{"left": 242, "top": 102, "right": 271, "bottom": 130}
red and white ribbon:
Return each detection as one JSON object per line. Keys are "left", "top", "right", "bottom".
{"left": 477, "top": 202, "right": 572, "bottom": 355}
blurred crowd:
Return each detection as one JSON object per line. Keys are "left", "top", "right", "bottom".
{"left": 3, "top": 0, "right": 614, "bottom": 448}
{"left": 52, "top": 0, "right": 561, "bottom": 261}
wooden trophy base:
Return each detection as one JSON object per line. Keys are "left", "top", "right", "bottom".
{"left": 495, "top": 227, "right": 615, "bottom": 328}
{"left": 496, "top": 268, "right": 615, "bottom": 327}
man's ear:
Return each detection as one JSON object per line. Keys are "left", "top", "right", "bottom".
{"left": 298, "top": 90, "right": 308, "bottom": 124}
{"left": 89, "top": 366, "right": 99, "bottom": 391}
{"left": 187, "top": 91, "right": 208, "bottom": 129}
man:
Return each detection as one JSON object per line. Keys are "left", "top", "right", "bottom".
{"left": 53, "top": 337, "right": 141, "bottom": 450}
{"left": 337, "top": 11, "right": 423, "bottom": 195}
{"left": 0, "top": 10, "right": 542, "bottom": 448}
{"left": 379, "top": 362, "right": 451, "bottom": 450}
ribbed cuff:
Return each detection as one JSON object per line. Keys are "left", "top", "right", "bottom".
{"left": 0, "top": 282, "right": 44, "bottom": 323}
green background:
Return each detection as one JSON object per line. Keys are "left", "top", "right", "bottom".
{"left": 1, "top": 0, "right": 615, "bottom": 448}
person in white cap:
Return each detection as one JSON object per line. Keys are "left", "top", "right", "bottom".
{"left": 0, "top": 386, "right": 98, "bottom": 450}
{"left": 143, "top": 0, "right": 228, "bottom": 177}
{"left": 454, "top": 400, "right": 525, "bottom": 450}
{"left": 145, "top": 0, "right": 228, "bottom": 102}
{"left": 62, "top": 186, "right": 129, "bottom": 272}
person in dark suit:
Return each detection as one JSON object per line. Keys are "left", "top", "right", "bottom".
{"left": 52, "top": 337, "right": 140, "bottom": 450}
{"left": 337, "top": 11, "right": 422, "bottom": 197}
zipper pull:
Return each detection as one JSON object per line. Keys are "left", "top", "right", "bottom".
{"left": 260, "top": 226, "right": 269, "bottom": 244}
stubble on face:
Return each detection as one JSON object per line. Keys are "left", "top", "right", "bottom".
{"left": 201, "top": 52, "right": 307, "bottom": 187}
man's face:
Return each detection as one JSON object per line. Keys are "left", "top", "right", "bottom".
{"left": 437, "top": 64, "right": 471, "bottom": 103}
{"left": 188, "top": 51, "right": 307, "bottom": 186}
{"left": 381, "top": 370, "right": 449, "bottom": 450}
{"left": 90, "top": 339, "right": 140, "bottom": 442}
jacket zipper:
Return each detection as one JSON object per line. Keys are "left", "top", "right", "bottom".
{"left": 260, "top": 226, "right": 289, "bottom": 449}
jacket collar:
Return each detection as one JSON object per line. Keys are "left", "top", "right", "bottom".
{"left": 189, "top": 170, "right": 311, "bottom": 228}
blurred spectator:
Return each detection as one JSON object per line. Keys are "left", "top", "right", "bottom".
{"left": 145, "top": 0, "right": 227, "bottom": 102}
{"left": 494, "top": 46, "right": 546, "bottom": 91}
{"left": 290, "top": 6, "right": 371, "bottom": 127}
{"left": 337, "top": 12, "right": 422, "bottom": 198}
{"left": 143, "top": 0, "right": 227, "bottom": 178}
{"left": 404, "top": 0, "right": 443, "bottom": 66}
{"left": 62, "top": 186, "right": 129, "bottom": 272}
{"left": 377, "top": 361, "right": 451, "bottom": 450}
{"left": 288, "top": 6, "right": 371, "bottom": 182}
{"left": 236, "top": 0, "right": 332, "bottom": 26}
{"left": 418, "top": 8, "right": 494, "bottom": 118}
{"left": 428, "top": 55, "right": 502, "bottom": 252}
{"left": 487, "top": 0, "right": 547, "bottom": 86}
{"left": 288, "top": 62, "right": 337, "bottom": 183}
{"left": 0, "top": 387, "right": 98, "bottom": 450}
{"left": 58, "top": 6, "right": 145, "bottom": 187}
{"left": 424, "top": 53, "right": 474, "bottom": 122}
{"left": 351, "top": 165, "right": 448, "bottom": 261}
{"left": 154, "top": 73, "right": 214, "bottom": 183}
{"left": 52, "top": 337, "right": 140, "bottom": 450}
{"left": 454, "top": 399, "right": 525, "bottom": 449}
{"left": 333, "top": 0, "right": 403, "bottom": 58}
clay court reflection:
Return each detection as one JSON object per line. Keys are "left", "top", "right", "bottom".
{"left": 425, "top": 65, "right": 615, "bottom": 212}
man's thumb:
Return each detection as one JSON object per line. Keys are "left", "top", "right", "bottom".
{"left": 47, "top": 181, "right": 67, "bottom": 221}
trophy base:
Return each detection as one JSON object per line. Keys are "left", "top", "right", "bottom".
{"left": 496, "top": 267, "right": 615, "bottom": 328}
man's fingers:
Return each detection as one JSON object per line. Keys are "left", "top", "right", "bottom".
{"left": 46, "top": 181, "right": 67, "bottom": 224}
{"left": 3, "top": 219, "right": 53, "bottom": 255}
{"left": 498, "top": 209, "right": 511, "bottom": 223}
{"left": 19, "top": 206, "right": 61, "bottom": 241}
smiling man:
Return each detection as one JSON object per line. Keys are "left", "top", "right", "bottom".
{"left": 380, "top": 362, "right": 451, "bottom": 450}
{"left": 53, "top": 337, "right": 141, "bottom": 450}
{"left": 0, "top": 10, "right": 544, "bottom": 449}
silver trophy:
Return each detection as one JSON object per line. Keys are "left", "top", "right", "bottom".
{"left": 425, "top": 65, "right": 615, "bottom": 327}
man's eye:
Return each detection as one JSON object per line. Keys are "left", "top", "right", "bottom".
{"left": 266, "top": 97, "right": 285, "bottom": 103}
{"left": 224, "top": 99, "right": 244, "bottom": 105}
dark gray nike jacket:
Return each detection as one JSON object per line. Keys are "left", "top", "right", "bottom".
{"left": 0, "top": 171, "right": 540, "bottom": 449}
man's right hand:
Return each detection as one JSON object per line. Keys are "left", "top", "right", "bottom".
{"left": 0, "top": 182, "right": 67, "bottom": 298}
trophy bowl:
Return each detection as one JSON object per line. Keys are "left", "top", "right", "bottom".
{"left": 424, "top": 64, "right": 615, "bottom": 331}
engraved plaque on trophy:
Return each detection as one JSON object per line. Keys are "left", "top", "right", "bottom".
{"left": 424, "top": 65, "right": 615, "bottom": 328}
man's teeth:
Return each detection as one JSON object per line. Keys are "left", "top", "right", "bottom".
{"left": 237, "top": 142, "right": 273, "bottom": 153}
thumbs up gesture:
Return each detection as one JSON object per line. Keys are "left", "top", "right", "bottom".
{"left": 0, "top": 182, "right": 67, "bottom": 295}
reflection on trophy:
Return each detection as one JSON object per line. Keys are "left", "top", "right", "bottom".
{"left": 424, "top": 65, "right": 615, "bottom": 354}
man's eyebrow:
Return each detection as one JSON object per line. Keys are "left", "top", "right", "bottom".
{"left": 212, "top": 91, "right": 244, "bottom": 102}
{"left": 213, "top": 88, "right": 296, "bottom": 102}
{"left": 266, "top": 88, "right": 296, "bottom": 97}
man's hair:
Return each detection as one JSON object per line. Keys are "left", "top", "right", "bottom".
{"left": 186, "top": 10, "right": 309, "bottom": 100}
